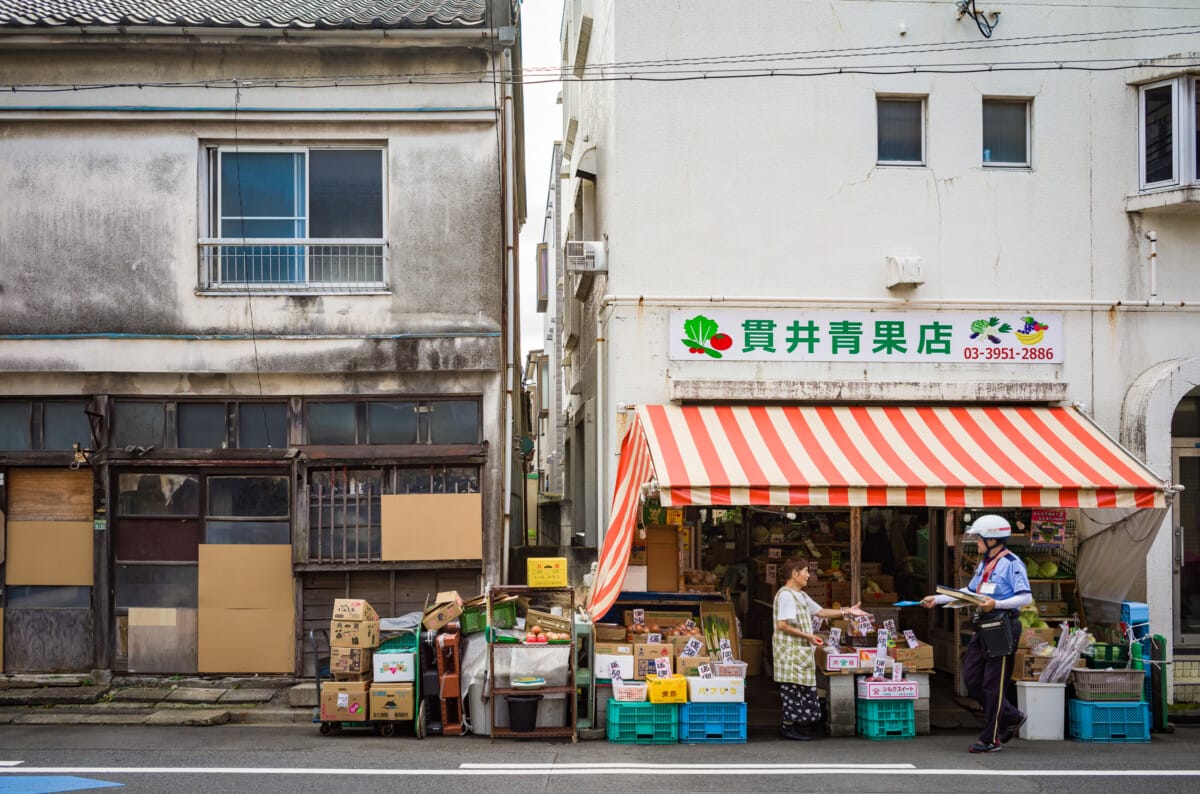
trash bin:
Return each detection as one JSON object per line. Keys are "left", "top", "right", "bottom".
{"left": 507, "top": 694, "right": 543, "bottom": 732}
{"left": 1015, "top": 681, "right": 1066, "bottom": 740}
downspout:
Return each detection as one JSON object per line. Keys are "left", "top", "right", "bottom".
{"left": 596, "top": 311, "right": 606, "bottom": 549}
{"left": 1145, "top": 230, "right": 1158, "bottom": 300}
{"left": 500, "top": 46, "right": 518, "bottom": 584}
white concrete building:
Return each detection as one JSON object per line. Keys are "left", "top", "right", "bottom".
{"left": 557, "top": 0, "right": 1200, "bottom": 699}
{"left": 0, "top": 0, "right": 526, "bottom": 677}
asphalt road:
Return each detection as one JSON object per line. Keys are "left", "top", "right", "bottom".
{"left": 0, "top": 724, "right": 1198, "bottom": 794}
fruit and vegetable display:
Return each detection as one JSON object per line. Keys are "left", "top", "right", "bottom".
{"left": 1019, "top": 604, "right": 1050, "bottom": 631}
{"left": 1022, "top": 556, "right": 1066, "bottom": 579}
{"left": 523, "top": 625, "right": 570, "bottom": 644}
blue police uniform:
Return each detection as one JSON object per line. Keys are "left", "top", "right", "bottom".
{"left": 961, "top": 550, "right": 1031, "bottom": 747}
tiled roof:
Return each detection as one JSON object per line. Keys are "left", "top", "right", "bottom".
{"left": 0, "top": 0, "right": 486, "bottom": 30}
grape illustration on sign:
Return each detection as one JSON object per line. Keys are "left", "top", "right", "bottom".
{"left": 681, "top": 314, "right": 733, "bottom": 358}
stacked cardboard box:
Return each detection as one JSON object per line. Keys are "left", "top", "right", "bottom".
{"left": 321, "top": 598, "right": 406, "bottom": 724}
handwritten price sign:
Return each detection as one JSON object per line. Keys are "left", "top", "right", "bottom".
{"left": 698, "top": 663, "right": 714, "bottom": 679}
{"left": 654, "top": 657, "right": 671, "bottom": 678}
{"left": 828, "top": 627, "right": 843, "bottom": 648}
{"left": 633, "top": 608, "right": 645, "bottom": 625}
{"left": 903, "top": 629, "right": 920, "bottom": 649}
{"left": 719, "top": 638, "right": 734, "bottom": 663}
{"left": 609, "top": 661, "right": 623, "bottom": 685}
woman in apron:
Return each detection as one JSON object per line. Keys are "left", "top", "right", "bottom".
{"left": 774, "top": 557, "right": 869, "bottom": 740}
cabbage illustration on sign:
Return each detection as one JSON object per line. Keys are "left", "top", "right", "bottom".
{"left": 968, "top": 316, "right": 1013, "bottom": 344}
{"left": 682, "top": 314, "right": 733, "bottom": 358}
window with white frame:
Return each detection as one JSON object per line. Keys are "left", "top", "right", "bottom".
{"left": 982, "top": 99, "right": 1030, "bottom": 167}
{"left": 201, "top": 145, "right": 386, "bottom": 290}
{"left": 1139, "top": 77, "right": 1199, "bottom": 190}
{"left": 876, "top": 97, "right": 925, "bottom": 165}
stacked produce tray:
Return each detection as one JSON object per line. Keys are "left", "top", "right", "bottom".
{"left": 606, "top": 700, "right": 679, "bottom": 744}
{"left": 1068, "top": 699, "right": 1150, "bottom": 743}
{"left": 679, "top": 702, "right": 747, "bottom": 744}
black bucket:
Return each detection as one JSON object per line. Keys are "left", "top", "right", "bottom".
{"left": 507, "top": 694, "right": 542, "bottom": 732}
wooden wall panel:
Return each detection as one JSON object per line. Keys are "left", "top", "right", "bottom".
{"left": 127, "top": 608, "right": 198, "bottom": 674}
{"left": 4, "top": 608, "right": 93, "bottom": 672}
{"left": 8, "top": 469, "right": 92, "bottom": 520}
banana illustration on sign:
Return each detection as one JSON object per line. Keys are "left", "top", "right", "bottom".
{"left": 1014, "top": 315, "right": 1049, "bottom": 345}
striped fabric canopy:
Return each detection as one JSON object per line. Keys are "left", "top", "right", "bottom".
{"left": 636, "top": 403, "right": 1167, "bottom": 510}
{"left": 586, "top": 402, "right": 1167, "bottom": 621}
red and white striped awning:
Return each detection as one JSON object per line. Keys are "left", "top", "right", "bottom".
{"left": 636, "top": 403, "right": 1167, "bottom": 509}
{"left": 585, "top": 402, "right": 1167, "bottom": 620}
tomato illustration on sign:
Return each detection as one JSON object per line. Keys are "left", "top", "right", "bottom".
{"left": 681, "top": 314, "right": 727, "bottom": 358}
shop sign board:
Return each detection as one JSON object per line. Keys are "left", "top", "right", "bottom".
{"left": 670, "top": 309, "right": 1064, "bottom": 364}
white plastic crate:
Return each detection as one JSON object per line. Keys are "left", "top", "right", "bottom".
{"left": 712, "top": 661, "right": 747, "bottom": 677}
{"left": 686, "top": 676, "right": 746, "bottom": 703}
{"left": 612, "top": 682, "right": 648, "bottom": 702}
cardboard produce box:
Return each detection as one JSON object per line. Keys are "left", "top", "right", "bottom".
{"left": 889, "top": 640, "right": 934, "bottom": 670}
{"left": 678, "top": 655, "right": 712, "bottom": 676}
{"left": 633, "top": 642, "right": 673, "bottom": 679}
{"left": 332, "top": 598, "right": 378, "bottom": 622}
{"left": 595, "top": 642, "right": 634, "bottom": 656}
{"left": 331, "top": 619, "right": 380, "bottom": 649}
{"left": 1019, "top": 627, "right": 1057, "bottom": 649}
{"left": 330, "top": 647, "right": 373, "bottom": 675}
{"left": 320, "top": 680, "right": 369, "bottom": 722}
{"left": 817, "top": 646, "right": 860, "bottom": 672}
{"left": 1038, "top": 601, "right": 1070, "bottom": 618}
{"left": 829, "top": 582, "right": 853, "bottom": 605}
{"left": 373, "top": 651, "right": 416, "bottom": 683}
{"left": 526, "top": 608, "right": 570, "bottom": 634}
{"left": 369, "top": 683, "right": 415, "bottom": 721}
{"left": 422, "top": 591, "right": 463, "bottom": 631}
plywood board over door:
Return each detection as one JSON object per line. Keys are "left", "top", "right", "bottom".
{"left": 380, "top": 493, "right": 483, "bottom": 561}
{"left": 7, "top": 469, "right": 92, "bottom": 520}
{"left": 4, "top": 469, "right": 95, "bottom": 673}
{"left": 197, "top": 544, "right": 294, "bottom": 673}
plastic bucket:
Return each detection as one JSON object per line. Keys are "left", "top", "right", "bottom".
{"left": 1015, "top": 681, "right": 1066, "bottom": 740}
{"left": 740, "top": 639, "right": 763, "bottom": 676}
{"left": 507, "top": 694, "right": 542, "bottom": 732}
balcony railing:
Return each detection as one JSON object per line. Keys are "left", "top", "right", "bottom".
{"left": 199, "top": 239, "right": 387, "bottom": 292}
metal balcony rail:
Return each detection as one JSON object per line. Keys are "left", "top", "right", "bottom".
{"left": 199, "top": 239, "right": 387, "bottom": 291}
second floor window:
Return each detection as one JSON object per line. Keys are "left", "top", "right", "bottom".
{"left": 1140, "top": 77, "right": 1199, "bottom": 190}
{"left": 982, "top": 99, "right": 1030, "bottom": 167}
{"left": 201, "top": 146, "right": 386, "bottom": 291}
{"left": 876, "top": 97, "right": 925, "bottom": 165}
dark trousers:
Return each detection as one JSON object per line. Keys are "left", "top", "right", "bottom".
{"left": 962, "top": 630, "right": 1022, "bottom": 744}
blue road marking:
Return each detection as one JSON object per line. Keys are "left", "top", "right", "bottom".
{"left": 0, "top": 777, "right": 121, "bottom": 793}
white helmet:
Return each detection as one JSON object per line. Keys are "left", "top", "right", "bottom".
{"left": 966, "top": 514, "right": 1011, "bottom": 539}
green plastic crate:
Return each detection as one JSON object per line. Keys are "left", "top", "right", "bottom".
{"left": 606, "top": 700, "right": 678, "bottom": 744}
{"left": 856, "top": 698, "right": 915, "bottom": 740}
{"left": 461, "top": 600, "right": 518, "bottom": 635}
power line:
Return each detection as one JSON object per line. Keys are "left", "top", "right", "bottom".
{"left": 3, "top": 23, "right": 1199, "bottom": 91}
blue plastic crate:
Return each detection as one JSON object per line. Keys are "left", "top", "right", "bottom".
{"left": 856, "top": 698, "right": 915, "bottom": 740}
{"left": 606, "top": 700, "right": 678, "bottom": 744}
{"left": 1068, "top": 699, "right": 1150, "bottom": 743}
{"left": 679, "top": 702, "right": 747, "bottom": 744}
{"left": 1122, "top": 602, "right": 1150, "bottom": 639}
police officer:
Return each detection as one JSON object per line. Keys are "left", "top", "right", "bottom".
{"left": 921, "top": 514, "right": 1031, "bottom": 753}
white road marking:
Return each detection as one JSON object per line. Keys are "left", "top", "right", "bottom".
{"left": 0, "top": 767, "right": 1198, "bottom": 777}
{"left": 461, "top": 762, "right": 916, "bottom": 769}
{"left": 0, "top": 762, "right": 24, "bottom": 767}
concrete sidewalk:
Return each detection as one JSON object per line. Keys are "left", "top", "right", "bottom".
{"left": 0, "top": 672, "right": 319, "bottom": 727}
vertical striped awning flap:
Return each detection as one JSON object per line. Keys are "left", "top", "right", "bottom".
{"left": 634, "top": 403, "right": 1168, "bottom": 510}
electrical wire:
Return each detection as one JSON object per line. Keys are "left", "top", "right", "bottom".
{"left": 957, "top": 0, "right": 1000, "bottom": 39}
{"left": 3, "top": 23, "right": 1200, "bottom": 91}
{"left": 229, "top": 80, "right": 274, "bottom": 451}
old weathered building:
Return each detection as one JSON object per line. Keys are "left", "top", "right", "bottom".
{"left": 0, "top": 0, "right": 526, "bottom": 675}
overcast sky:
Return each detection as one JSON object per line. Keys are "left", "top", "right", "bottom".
{"left": 518, "top": 1, "right": 563, "bottom": 361}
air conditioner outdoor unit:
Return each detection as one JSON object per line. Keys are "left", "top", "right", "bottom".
{"left": 566, "top": 240, "right": 607, "bottom": 273}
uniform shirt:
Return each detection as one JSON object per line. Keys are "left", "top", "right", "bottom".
{"left": 967, "top": 551, "right": 1031, "bottom": 603}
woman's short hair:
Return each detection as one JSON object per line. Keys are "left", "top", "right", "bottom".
{"left": 780, "top": 557, "right": 811, "bottom": 581}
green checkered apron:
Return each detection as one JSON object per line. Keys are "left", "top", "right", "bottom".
{"left": 773, "top": 587, "right": 816, "bottom": 687}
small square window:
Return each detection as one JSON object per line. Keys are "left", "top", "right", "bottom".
{"left": 982, "top": 100, "right": 1030, "bottom": 167}
{"left": 877, "top": 98, "right": 924, "bottom": 165}
{"left": 308, "top": 402, "right": 358, "bottom": 444}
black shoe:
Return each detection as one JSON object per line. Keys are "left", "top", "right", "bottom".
{"left": 1000, "top": 711, "right": 1027, "bottom": 744}
{"left": 968, "top": 741, "right": 1003, "bottom": 754}
{"left": 780, "top": 726, "right": 812, "bottom": 741}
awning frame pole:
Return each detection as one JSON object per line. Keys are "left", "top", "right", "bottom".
{"left": 850, "top": 507, "right": 862, "bottom": 607}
